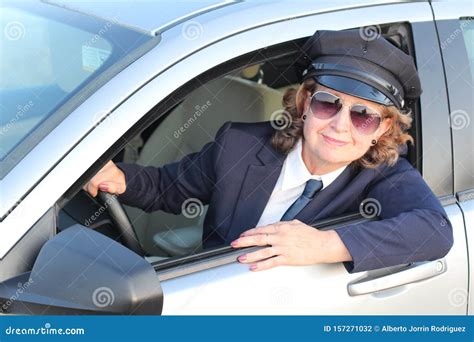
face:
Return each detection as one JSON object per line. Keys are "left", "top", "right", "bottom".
{"left": 299, "top": 84, "right": 393, "bottom": 173}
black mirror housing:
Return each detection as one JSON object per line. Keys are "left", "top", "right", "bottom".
{"left": 0, "top": 225, "right": 163, "bottom": 315}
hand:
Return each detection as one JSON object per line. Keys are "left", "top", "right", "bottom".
{"left": 231, "top": 219, "right": 352, "bottom": 271}
{"left": 82, "top": 160, "right": 127, "bottom": 197}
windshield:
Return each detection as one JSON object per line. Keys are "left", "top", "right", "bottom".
{"left": 0, "top": 1, "right": 158, "bottom": 178}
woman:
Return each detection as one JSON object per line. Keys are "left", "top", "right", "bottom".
{"left": 84, "top": 29, "right": 453, "bottom": 273}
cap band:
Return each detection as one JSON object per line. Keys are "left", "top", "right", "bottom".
{"left": 314, "top": 75, "right": 395, "bottom": 107}
{"left": 303, "top": 62, "right": 405, "bottom": 108}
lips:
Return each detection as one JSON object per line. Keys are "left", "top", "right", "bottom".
{"left": 321, "top": 134, "right": 349, "bottom": 147}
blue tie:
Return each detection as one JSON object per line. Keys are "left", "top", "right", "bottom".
{"left": 280, "top": 179, "right": 323, "bottom": 221}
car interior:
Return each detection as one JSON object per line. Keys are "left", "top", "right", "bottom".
{"left": 57, "top": 22, "right": 421, "bottom": 264}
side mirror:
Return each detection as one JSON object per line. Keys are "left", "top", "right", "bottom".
{"left": 0, "top": 225, "right": 163, "bottom": 315}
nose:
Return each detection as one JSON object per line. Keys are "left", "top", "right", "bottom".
{"left": 329, "top": 106, "right": 352, "bottom": 133}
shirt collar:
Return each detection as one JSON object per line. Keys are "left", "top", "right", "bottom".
{"left": 281, "top": 138, "right": 347, "bottom": 191}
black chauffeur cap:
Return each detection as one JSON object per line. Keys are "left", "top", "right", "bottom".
{"left": 295, "top": 29, "right": 422, "bottom": 109}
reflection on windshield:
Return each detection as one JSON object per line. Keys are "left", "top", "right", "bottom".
{"left": 0, "top": 2, "right": 156, "bottom": 177}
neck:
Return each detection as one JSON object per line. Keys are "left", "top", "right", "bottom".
{"left": 301, "top": 142, "right": 349, "bottom": 175}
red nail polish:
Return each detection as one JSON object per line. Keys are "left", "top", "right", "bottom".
{"left": 238, "top": 255, "right": 246, "bottom": 262}
{"left": 231, "top": 240, "right": 237, "bottom": 247}
{"left": 99, "top": 184, "right": 109, "bottom": 191}
{"left": 250, "top": 264, "right": 257, "bottom": 271}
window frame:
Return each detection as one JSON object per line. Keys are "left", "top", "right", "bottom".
{"left": 435, "top": 18, "right": 474, "bottom": 195}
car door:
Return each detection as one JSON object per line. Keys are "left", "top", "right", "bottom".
{"left": 105, "top": 2, "right": 465, "bottom": 314}
{"left": 431, "top": 0, "right": 474, "bottom": 314}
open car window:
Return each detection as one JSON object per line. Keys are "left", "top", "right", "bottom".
{"left": 58, "top": 22, "right": 422, "bottom": 272}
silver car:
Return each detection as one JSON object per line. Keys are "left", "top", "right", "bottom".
{"left": 0, "top": 0, "right": 472, "bottom": 314}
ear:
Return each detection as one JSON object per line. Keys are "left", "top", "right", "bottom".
{"left": 376, "top": 117, "right": 393, "bottom": 140}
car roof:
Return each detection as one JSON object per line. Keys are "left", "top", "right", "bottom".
{"left": 43, "top": 0, "right": 235, "bottom": 36}
{"left": 43, "top": 0, "right": 395, "bottom": 36}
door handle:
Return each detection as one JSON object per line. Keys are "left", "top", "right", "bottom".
{"left": 347, "top": 259, "right": 447, "bottom": 296}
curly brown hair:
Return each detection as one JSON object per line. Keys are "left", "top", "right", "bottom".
{"left": 271, "top": 78, "right": 414, "bottom": 169}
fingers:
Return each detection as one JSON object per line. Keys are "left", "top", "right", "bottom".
{"left": 250, "top": 256, "right": 285, "bottom": 271}
{"left": 238, "top": 246, "right": 279, "bottom": 264}
{"left": 233, "top": 221, "right": 303, "bottom": 247}
{"left": 84, "top": 181, "right": 120, "bottom": 197}
{"left": 82, "top": 160, "right": 125, "bottom": 197}
{"left": 231, "top": 233, "right": 277, "bottom": 248}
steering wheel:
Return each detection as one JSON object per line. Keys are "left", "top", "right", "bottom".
{"left": 96, "top": 190, "right": 145, "bottom": 256}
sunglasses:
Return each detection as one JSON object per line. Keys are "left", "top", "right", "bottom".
{"left": 309, "top": 90, "right": 383, "bottom": 135}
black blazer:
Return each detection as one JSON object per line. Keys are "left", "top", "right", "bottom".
{"left": 117, "top": 121, "right": 453, "bottom": 273}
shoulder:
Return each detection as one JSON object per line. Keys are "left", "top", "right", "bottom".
{"left": 216, "top": 120, "right": 275, "bottom": 139}
{"left": 214, "top": 121, "right": 276, "bottom": 148}
{"left": 212, "top": 121, "right": 280, "bottom": 167}
{"left": 367, "top": 156, "right": 424, "bottom": 192}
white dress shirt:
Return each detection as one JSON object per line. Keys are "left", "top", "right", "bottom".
{"left": 255, "top": 138, "right": 347, "bottom": 227}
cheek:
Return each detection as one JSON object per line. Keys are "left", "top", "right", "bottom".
{"left": 303, "top": 115, "right": 329, "bottom": 135}
{"left": 303, "top": 119, "right": 372, "bottom": 162}
{"left": 350, "top": 136, "right": 372, "bottom": 158}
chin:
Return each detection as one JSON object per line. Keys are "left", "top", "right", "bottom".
{"left": 316, "top": 149, "right": 349, "bottom": 166}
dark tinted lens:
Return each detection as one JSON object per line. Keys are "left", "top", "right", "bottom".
{"left": 350, "top": 104, "right": 381, "bottom": 134}
{"left": 310, "top": 91, "right": 342, "bottom": 119}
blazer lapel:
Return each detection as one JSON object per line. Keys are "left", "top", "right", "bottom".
{"left": 295, "top": 164, "right": 360, "bottom": 224}
{"left": 225, "top": 141, "right": 285, "bottom": 242}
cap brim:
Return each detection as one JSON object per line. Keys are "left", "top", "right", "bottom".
{"left": 313, "top": 75, "right": 395, "bottom": 107}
